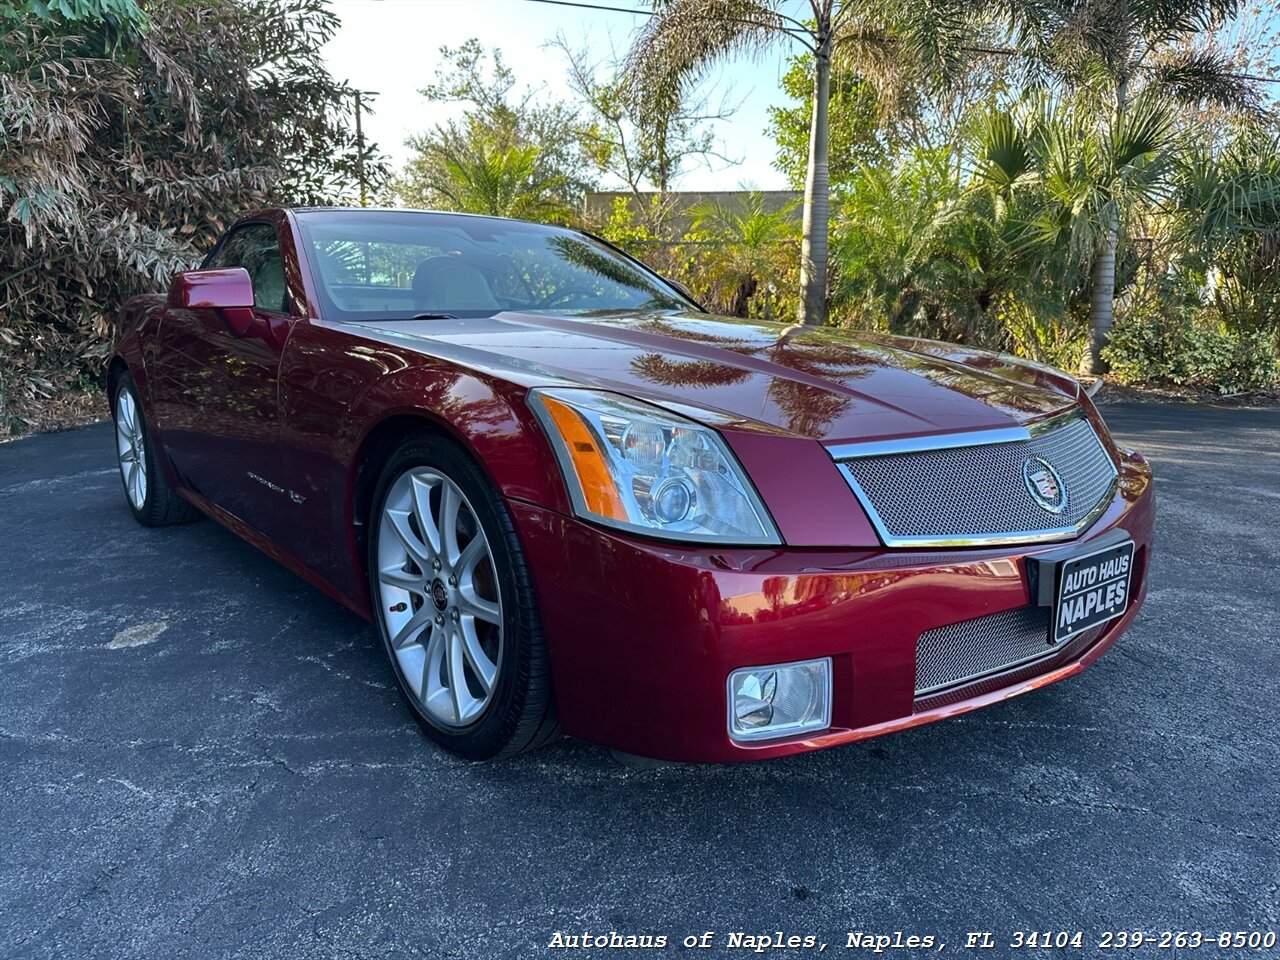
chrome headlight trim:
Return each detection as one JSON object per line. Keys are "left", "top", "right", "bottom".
{"left": 528, "top": 387, "right": 782, "bottom": 547}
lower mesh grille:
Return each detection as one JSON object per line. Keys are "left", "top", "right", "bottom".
{"left": 916, "top": 605, "right": 1064, "bottom": 695}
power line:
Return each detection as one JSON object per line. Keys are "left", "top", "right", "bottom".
{"left": 526, "top": 0, "right": 650, "bottom": 17}
{"left": 523, "top": 0, "right": 1280, "bottom": 85}
{"left": 1233, "top": 72, "right": 1280, "bottom": 85}
{"left": 524, "top": 0, "right": 814, "bottom": 39}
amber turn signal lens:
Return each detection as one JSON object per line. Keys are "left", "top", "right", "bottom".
{"left": 539, "top": 395, "right": 627, "bottom": 521}
{"left": 528, "top": 387, "right": 780, "bottom": 545}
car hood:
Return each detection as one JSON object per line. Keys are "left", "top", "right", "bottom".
{"left": 349, "top": 310, "right": 1081, "bottom": 445}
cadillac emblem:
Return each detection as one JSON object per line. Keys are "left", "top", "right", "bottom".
{"left": 1023, "top": 456, "right": 1067, "bottom": 514}
{"left": 430, "top": 578, "right": 450, "bottom": 611}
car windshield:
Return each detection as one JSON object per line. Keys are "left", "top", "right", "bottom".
{"left": 295, "top": 210, "right": 691, "bottom": 321}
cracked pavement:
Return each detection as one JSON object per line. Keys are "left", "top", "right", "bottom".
{"left": 1, "top": 402, "right": 1277, "bottom": 958}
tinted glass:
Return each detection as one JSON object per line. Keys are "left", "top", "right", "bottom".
{"left": 206, "top": 223, "right": 289, "bottom": 314}
{"left": 295, "top": 211, "right": 691, "bottom": 321}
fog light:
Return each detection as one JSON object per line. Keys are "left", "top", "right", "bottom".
{"left": 727, "top": 658, "right": 831, "bottom": 742}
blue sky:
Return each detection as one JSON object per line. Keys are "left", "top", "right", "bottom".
{"left": 322, "top": 0, "right": 805, "bottom": 191}
{"left": 323, "top": 0, "right": 1280, "bottom": 193}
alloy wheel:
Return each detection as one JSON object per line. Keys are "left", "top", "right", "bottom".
{"left": 375, "top": 467, "right": 504, "bottom": 728}
{"left": 115, "top": 389, "right": 147, "bottom": 510}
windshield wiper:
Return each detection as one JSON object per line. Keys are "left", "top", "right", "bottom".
{"left": 406, "top": 312, "right": 458, "bottom": 320}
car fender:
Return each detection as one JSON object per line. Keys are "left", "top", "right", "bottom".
{"left": 337, "top": 361, "right": 573, "bottom": 518}
{"left": 313, "top": 363, "right": 570, "bottom": 616}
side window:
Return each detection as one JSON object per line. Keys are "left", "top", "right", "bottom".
{"left": 206, "top": 223, "right": 290, "bottom": 315}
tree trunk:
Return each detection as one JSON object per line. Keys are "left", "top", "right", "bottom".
{"left": 1082, "top": 214, "right": 1118, "bottom": 375}
{"left": 798, "top": 27, "right": 831, "bottom": 326}
{"left": 1082, "top": 77, "right": 1129, "bottom": 376}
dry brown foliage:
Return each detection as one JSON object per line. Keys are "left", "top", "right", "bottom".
{"left": 0, "top": 0, "right": 380, "bottom": 433}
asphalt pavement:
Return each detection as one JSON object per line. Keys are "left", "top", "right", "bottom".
{"left": 1, "top": 402, "right": 1277, "bottom": 959}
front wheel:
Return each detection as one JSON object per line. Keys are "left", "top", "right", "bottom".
{"left": 368, "top": 435, "right": 559, "bottom": 760}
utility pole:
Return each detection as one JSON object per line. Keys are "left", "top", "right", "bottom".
{"left": 354, "top": 90, "right": 369, "bottom": 207}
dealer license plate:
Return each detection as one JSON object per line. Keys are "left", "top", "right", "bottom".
{"left": 1051, "top": 539, "right": 1134, "bottom": 644}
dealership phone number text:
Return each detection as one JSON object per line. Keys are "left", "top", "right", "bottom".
{"left": 990, "top": 931, "right": 1280, "bottom": 950}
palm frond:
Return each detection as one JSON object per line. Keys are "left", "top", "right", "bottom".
{"left": 1129, "top": 0, "right": 1242, "bottom": 45}
{"left": 625, "top": 0, "right": 792, "bottom": 125}
{"left": 972, "top": 108, "right": 1033, "bottom": 190}
{"left": 1109, "top": 92, "right": 1177, "bottom": 170}
{"left": 831, "top": 0, "right": 992, "bottom": 106}
{"left": 1149, "top": 48, "right": 1263, "bottom": 114}
{"left": 1171, "top": 133, "right": 1280, "bottom": 247}
{"left": 863, "top": 0, "right": 975, "bottom": 89}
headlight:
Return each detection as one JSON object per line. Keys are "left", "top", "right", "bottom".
{"left": 529, "top": 388, "right": 780, "bottom": 545}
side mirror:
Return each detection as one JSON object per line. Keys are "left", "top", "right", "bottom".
{"left": 169, "top": 268, "right": 260, "bottom": 336}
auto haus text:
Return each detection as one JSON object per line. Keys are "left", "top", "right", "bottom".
{"left": 1058, "top": 552, "right": 1130, "bottom": 630}
{"left": 546, "top": 930, "right": 941, "bottom": 952}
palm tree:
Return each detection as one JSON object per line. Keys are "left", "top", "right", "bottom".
{"left": 426, "top": 138, "right": 573, "bottom": 222}
{"left": 969, "top": 96, "right": 1179, "bottom": 364}
{"left": 996, "top": 0, "right": 1266, "bottom": 373}
{"left": 1169, "top": 132, "right": 1280, "bottom": 335}
{"left": 688, "top": 190, "right": 799, "bottom": 317}
{"left": 627, "top": 0, "right": 974, "bottom": 326}
{"left": 831, "top": 147, "right": 967, "bottom": 335}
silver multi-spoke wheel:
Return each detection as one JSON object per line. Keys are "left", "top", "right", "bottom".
{"left": 115, "top": 388, "right": 147, "bottom": 510}
{"left": 376, "top": 467, "right": 503, "bottom": 729}
{"left": 369, "top": 439, "right": 558, "bottom": 760}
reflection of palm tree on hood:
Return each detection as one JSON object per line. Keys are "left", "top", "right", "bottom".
{"left": 631, "top": 353, "right": 753, "bottom": 388}
{"left": 766, "top": 380, "right": 855, "bottom": 438}
{"left": 766, "top": 326, "right": 875, "bottom": 383}
{"left": 633, "top": 315, "right": 765, "bottom": 348}
{"left": 631, "top": 316, "right": 877, "bottom": 436}
{"left": 763, "top": 330, "right": 875, "bottom": 436}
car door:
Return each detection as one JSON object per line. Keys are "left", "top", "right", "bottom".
{"left": 150, "top": 221, "right": 297, "bottom": 534}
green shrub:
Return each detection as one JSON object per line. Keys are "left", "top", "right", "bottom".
{"left": 1103, "top": 312, "right": 1279, "bottom": 394}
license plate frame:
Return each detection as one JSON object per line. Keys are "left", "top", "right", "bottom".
{"left": 1028, "top": 530, "right": 1135, "bottom": 645}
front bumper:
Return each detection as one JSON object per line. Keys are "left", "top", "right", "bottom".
{"left": 509, "top": 449, "right": 1154, "bottom": 763}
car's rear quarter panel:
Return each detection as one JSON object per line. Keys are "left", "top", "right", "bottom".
{"left": 108, "top": 294, "right": 168, "bottom": 407}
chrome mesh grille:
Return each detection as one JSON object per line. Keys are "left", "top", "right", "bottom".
{"left": 840, "top": 417, "right": 1117, "bottom": 545}
{"left": 916, "top": 606, "right": 1062, "bottom": 695}
{"left": 915, "top": 619, "right": 1107, "bottom": 707}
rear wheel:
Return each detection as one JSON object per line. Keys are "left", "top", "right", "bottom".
{"left": 368, "top": 435, "right": 559, "bottom": 760}
{"left": 112, "top": 374, "right": 200, "bottom": 527}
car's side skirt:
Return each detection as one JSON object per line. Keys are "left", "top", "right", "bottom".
{"left": 175, "top": 486, "right": 373, "bottom": 621}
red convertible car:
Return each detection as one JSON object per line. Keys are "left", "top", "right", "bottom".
{"left": 108, "top": 207, "right": 1154, "bottom": 763}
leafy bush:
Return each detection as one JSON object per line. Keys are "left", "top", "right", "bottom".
{"left": 0, "top": 0, "right": 380, "bottom": 433}
{"left": 596, "top": 196, "right": 663, "bottom": 257}
{"left": 1103, "top": 312, "right": 1280, "bottom": 394}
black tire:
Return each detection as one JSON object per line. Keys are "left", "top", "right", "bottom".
{"left": 367, "top": 434, "right": 560, "bottom": 760}
{"left": 112, "top": 374, "right": 201, "bottom": 527}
